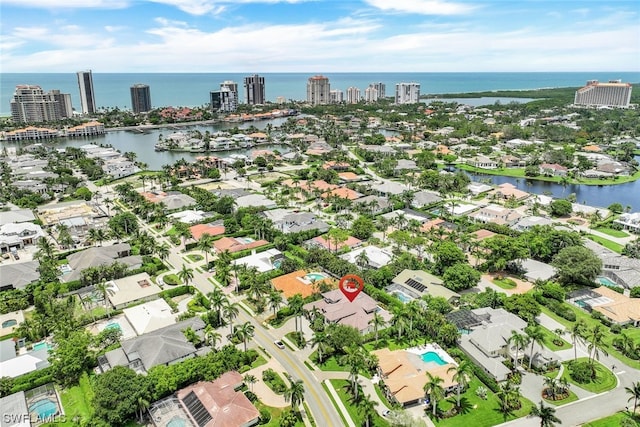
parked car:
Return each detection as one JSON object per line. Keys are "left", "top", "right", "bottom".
{"left": 274, "top": 340, "right": 285, "bottom": 349}
{"left": 382, "top": 410, "right": 391, "bottom": 417}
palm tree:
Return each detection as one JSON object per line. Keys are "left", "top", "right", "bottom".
{"left": 224, "top": 302, "right": 240, "bottom": 335}
{"left": 178, "top": 264, "right": 194, "bottom": 287}
{"left": 569, "top": 319, "right": 586, "bottom": 361}
{"left": 508, "top": 331, "right": 529, "bottom": 370}
{"left": 310, "top": 330, "right": 330, "bottom": 364}
{"left": 268, "top": 290, "right": 283, "bottom": 317}
{"left": 369, "top": 312, "right": 386, "bottom": 343}
{"left": 204, "top": 325, "right": 221, "bottom": 350}
{"left": 424, "top": 372, "right": 445, "bottom": 417}
{"left": 95, "top": 280, "right": 114, "bottom": 318}
{"left": 530, "top": 400, "right": 561, "bottom": 427}
{"left": 236, "top": 321, "right": 255, "bottom": 352}
{"left": 244, "top": 374, "right": 257, "bottom": 392}
{"left": 358, "top": 394, "right": 379, "bottom": 427}
{"left": 447, "top": 360, "right": 473, "bottom": 408}
{"left": 284, "top": 374, "right": 306, "bottom": 410}
{"left": 207, "top": 288, "right": 227, "bottom": 326}
{"left": 136, "top": 395, "right": 150, "bottom": 424}
{"left": 340, "top": 345, "right": 365, "bottom": 400}
{"left": 587, "top": 324, "right": 608, "bottom": 367}
{"left": 543, "top": 377, "right": 558, "bottom": 401}
{"left": 625, "top": 381, "right": 640, "bottom": 413}
{"left": 197, "top": 234, "right": 214, "bottom": 266}
{"left": 156, "top": 242, "right": 170, "bottom": 263}
{"left": 526, "top": 325, "right": 545, "bottom": 370}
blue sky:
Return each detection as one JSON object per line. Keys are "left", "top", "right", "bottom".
{"left": 1, "top": 0, "right": 639, "bottom": 72}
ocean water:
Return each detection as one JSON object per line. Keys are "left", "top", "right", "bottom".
{"left": 2, "top": 72, "right": 639, "bottom": 117}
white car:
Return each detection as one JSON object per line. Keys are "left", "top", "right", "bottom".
{"left": 274, "top": 340, "right": 285, "bottom": 349}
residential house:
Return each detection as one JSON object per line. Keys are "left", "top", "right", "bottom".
{"left": 467, "top": 182, "right": 493, "bottom": 196}
{"left": 190, "top": 222, "right": 226, "bottom": 240}
{"left": 306, "top": 235, "right": 362, "bottom": 252}
{"left": 520, "top": 258, "right": 557, "bottom": 282}
{"left": 539, "top": 163, "right": 568, "bottom": 177}
{"left": 268, "top": 211, "right": 330, "bottom": 234}
{"left": 0, "top": 339, "right": 50, "bottom": 378}
{"left": 468, "top": 204, "right": 522, "bottom": 226}
{"left": 491, "top": 183, "right": 530, "bottom": 201}
{"left": 502, "top": 155, "right": 525, "bottom": 167}
{"left": 600, "top": 254, "right": 640, "bottom": 289}
{"left": 372, "top": 348, "right": 458, "bottom": 407}
{"left": 213, "top": 237, "right": 269, "bottom": 254}
{"left": 511, "top": 216, "right": 553, "bottom": 232}
{"left": 233, "top": 248, "right": 283, "bottom": 273}
{"left": 341, "top": 246, "right": 393, "bottom": 269}
{"left": 0, "top": 261, "right": 40, "bottom": 291}
{"left": 0, "top": 222, "right": 45, "bottom": 252}
{"left": 105, "top": 272, "right": 162, "bottom": 310}
{"left": 394, "top": 159, "right": 420, "bottom": 175}
{"left": 98, "top": 317, "right": 205, "bottom": 373}
{"left": 569, "top": 287, "right": 640, "bottom": 326}
{"left": 271, "top": 270, "right": 334, "bottom": 298}
{"left": 352, "top": 195, "right": 391, "bottom": 214}
{"left": 0, "top": 209, "right": 36, "bottom": 225}
{"left": 450, "top": 308, "right": 559, "bottom": 381}
{"left": 411, "top": 191, "right": 442, "bottom": 209}
{"left": 614, "top": 212, "right": 640, "bottom": 234}
{"left": 64, "top": 243, "right": 142, "bottom": 283}
{"left": 303, "top": 289, "right": 391, "bottom": 334}
{"left": 467, "top": 155, "right": 498, "bottom": 169}
{"left": 321, "top": 187, "right": 363, "bottom": 201}
{"left": 387, "top": 269, "right": 460, "bottom": 303}
{"left": 149, "top": 371, "right": 259, "bottom": 427}
{"left": 123, "top": 299, "right": 177, "bottom": 336}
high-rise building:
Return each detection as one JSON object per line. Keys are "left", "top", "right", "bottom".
{"left": 329, "top": 89, "right": 344, "bottom": 104}
{"left": 10, "top": 85, "right": 73, "bottom": 123}
{"left": 307, "top": 75, "right": 330, "bottom": 106}
{"left": 346, "top": 87, "right": 361, "bottom": 104}
{"left": 364, "top": 86, "right": 379, "bottom": 103}
{"left": 395, "top": 82, "right": 420, "bottom": 104}
{"left": 76, "top": 70, "right": 96, "bottom": 114}
{"left": 574, "top": 80, "right": 632, "bottom": 108}
{"left": 244, "top": 74, "right": 265, "bottom": 105}
{"left": 130, "top": 84, "right": 152, "bottom": 114}
{"left": 211, "top": 87, "right": 237, "bottom": 113}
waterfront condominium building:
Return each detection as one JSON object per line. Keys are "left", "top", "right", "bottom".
{"left": 346, "top": 87, "right": 361, "bottom": 104}
{"left": 372, "top": 82, "right": 386, "bottom": 99}
{"left": 210, "top": 87, "right": 237, "bottom": 113}
{"left": 330, "top": 89, "right": 344, "bottom": 104}
{"left": 10, "top": 85, "right": 73, "bottom": 123}
{"left": 130, "top": 84, "right": 152, "bottom": 114}
{"left": 76, "top": 70, "right": 96, "bottom": 114}
{"left": 244, "top": 74, "right": 266, "bottom": 105}
{"left": 364, "top": 85, "right": 379, "bottom": 102}
{"left": 574, "top": 80, "right": 633, "bottom": 108}
{"left": 307, "top": 75, "right": 330, "bottom": 105}
{"left": 395, "top": 82, "right": 420, "bottom": 104}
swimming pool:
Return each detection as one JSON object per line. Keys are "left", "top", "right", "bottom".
{"left": 167, "top": 416, "right": 188, "bottom": 427}
{"left": 421, "top": 351, "right": 448, "bottom": 366}
{"left": 106, "top": 322, "right": 122, "bottom": 331}
{"left": 2, "top": 319, "right": 17, "bottom": 328}
{"left": 597, "top": 276, "right": 618, "bottom": 288}
{"left": 392, "top": 291, "right": 413, "bottom": 303}
{"left": 575, "top": 300, "right": 587, "bottom": 308}
{"left": 32, "top": 341, "right": 52, "bottom": 352}
{"left": 305, "top": 272, "right": 327, "bottom": 282}
{"left": 235, "top": 237, "right": 255, "bottom": 244}
{"left": 29, "top": 398, "right": 57, "bottom": 419}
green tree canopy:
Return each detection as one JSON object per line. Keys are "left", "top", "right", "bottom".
{"left": 443, "top": 263, "right": 481, "bottom": 291}
{"left": 93, "top": 366, "right": 152, "bottom": 426}
{"left": 551, "top": 245, "right": 602, "bottom": 286}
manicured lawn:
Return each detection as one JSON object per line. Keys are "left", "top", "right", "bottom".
{"left": 435, "top": 377, "right": 534, "bottom": 427}
{"left": 543, "top": 390, "right": 579, "bottom": 406}
{"left": 186, "top": 254, "right": 204, "bottom": 262}
{"left": 363, "top": 336, "right": 422, "bottom": 352}
{"left": 587, "top": 235, "right": 624, "bottom": 253}
{"left": 54, "top": 373, "right": 94, "bottom": 426}
{"left": 537, "top": 325, "right": 572, "bottom": 351}
{"left": 560, "top": 358, "right": 617, "bottom": 393}
{"left": 330, "top": 379, "right": 390, "bottom": 427}
{"left": 255, "top": 401, "right": 304, "bottom": 427}
{"left": 162, "top": 273, "right": 182, "bottom": 285}
{"left": 251, "top": 355, "right": 268, "bottom": 369}
{"left": 584, "top": 412, "right": 639, "bottom": 427}
{"left": 492, "top": 278, "right": 517, "bottom": 289}
{"left": 312, "top": 353, "right": 349, "bottom": 372}
{"left": 593, "top": 227, "right": 629, "bottom": 238}
{"left": 540, "top": 306, "right": 640, "bottom": 370}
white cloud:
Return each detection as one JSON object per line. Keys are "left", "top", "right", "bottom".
{"left": 148, "top": 0, "right": 307, "bottom": 16}
{"left": 364, "top": 0, "right": 476, "bottom": 15}
{"left": 2, "top": 0, "right": 128, "bottom": 8}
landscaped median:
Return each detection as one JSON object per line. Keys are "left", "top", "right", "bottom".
{"left": 559, "top": 358, "right": 617, "bottom": 394}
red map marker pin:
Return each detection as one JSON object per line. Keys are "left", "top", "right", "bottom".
{"left": 339, "top": 274, "right": 364, "bottom": 302}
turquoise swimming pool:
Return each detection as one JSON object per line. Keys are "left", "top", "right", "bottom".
{"left": 29, "top": 398, "right": 57, "bottom": 419}
{"left": 597, "top": 276, "right": 617, "bottom": 288}
{"left": 106, "top": 322, "right": 122, "bottom": 331}
{"left": 32, "top": 341, "right": 52, "bottom": 352}
{"left": 167, "top": 416, "right": 187, "bottom": 427}
{"left": 305, "top": 272, "right": 327, "bottom": 282}
{"left": 393, "top": 291, "right": 413, "bottom": 303}
{"left": 421, "top": 351, "right": 447, "bottom": 366}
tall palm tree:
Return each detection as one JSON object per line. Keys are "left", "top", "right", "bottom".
{"left": 207, "top": 288, "right": 227, "bottom": 326}
{"left": 369, "top": 312, "right": 386, "bottom": 343}
{"left": 310, "top": 330, "right": 330, "bottom": 364}
{"left": 136, "top": 395, "right": 150, "bottom": 424}
{"left": 587, "top": 324, "right": 608, "bottom": 366}
{"left": 178, "top": 264, "right": 194, "bottom": 287}
{"left": 424, "top": 372, "right": 445, "bottom": 417}
{"left": 197, "top": 234, "right": 214, "bottom": 266}
{"left": 203, "top": 325, "right": 221, "bottom": 350}
{"left": 569, "top": 319, "right": 586, "bottom": 361}
{"left": 268, "top": 290, "right": 283, "bottom": 317}
{"left": 340, "top": 345, "right": 365, "bottom": 400}
{"left": 625, "top": 381, "right": 640, "bottom": 413}
{"left": 244, "top": 374, "right": 257, "bottom": 392}
{"left": 224, "top": 302, "right": 240, "bottom": 335}
{"left": 447, "top": 360, "right": 473, "bottom": 408}
{"left": 529, "top": 400, "right": 561, "bottom": 427}
{"left": 236, "top": 321, "right": 255, "bottom": 352}
{"left": 156, "top": 242, "right": 170, "bottom": 263}
{"left": 508, "top": 331, "right": 529, "bottom": 370}
{"left": 358, "top": 394, "right": 379, "bottom": 427}
{"left": 284, "top": 374, "right": 306, "bottom": 410}
{"left": 526, "top": 325, "right": 546, "bottom": 370}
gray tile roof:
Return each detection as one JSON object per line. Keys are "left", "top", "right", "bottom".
{"left": 0, "top": 260, "right": 40, "bottom": 290}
